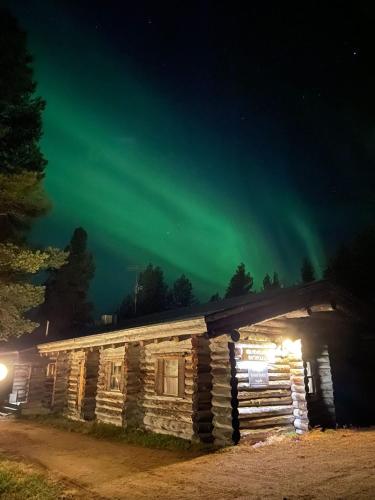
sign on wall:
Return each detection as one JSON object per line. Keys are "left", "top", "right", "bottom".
{"left": 248, "top": 362, "right": 269, "bottom": 388}
{"left": 243, "top": 348, "right": 268, "bottom": 362}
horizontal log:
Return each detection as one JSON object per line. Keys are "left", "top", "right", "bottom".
{"left": 240, "top": 415, "right": 294, "bottom": 429}
{"left": 240, "top": 425, "right": 295, "bottom": 441}
{"left": 238, "top": 381, "right": 290, "bottom": 390}
{"left": 291, "top": 384, "right": 306, "bottom": 394}
{"left": 95, "top": 403, "right": 123, "bottom": 413}
{"left": 237, "top": 389, "right": 290, "bottom": 399}
{"left": 238, "top": 397, "right": 292, "bottom": 407}
{"left": 95, "top": 412, "right": 123, "bottom": 426}
{"left": 238, "top": 405, "right": 293, "bottom": 420}
{"left": 294, "top": 418, "right": 309, "bottom": 431}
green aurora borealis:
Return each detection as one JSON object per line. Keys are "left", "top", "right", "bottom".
{"left": 12, "top": 3, "right": 325, "bottom": 311}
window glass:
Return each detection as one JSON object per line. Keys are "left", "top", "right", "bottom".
{"left": 305, "top": 361, "right": 316, "bottom": 395}
{"left": 109, "top": 361, "right": 122, "bottom": 391}
{"left": 163, "top": 358, "right": 179, "bottom": 396}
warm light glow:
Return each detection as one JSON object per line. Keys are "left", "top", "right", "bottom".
{"left": 265, "top": 349, "right": 276, "bottom": 363}
{"left": 0, "top": 363, "right": 8, "bottom": 382}
{"left": 281, "top": 338, "right": 302, "bottom": 357}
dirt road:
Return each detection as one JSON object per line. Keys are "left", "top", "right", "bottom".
{"left": 0, "top": 420, "right": 374, "bottom": 499}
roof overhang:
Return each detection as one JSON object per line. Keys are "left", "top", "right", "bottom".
{"left": 205, "top": 281, "right": 363, "bottom": 335}
{"left": 38, "top": 316, "right": 207, "bottom": 354}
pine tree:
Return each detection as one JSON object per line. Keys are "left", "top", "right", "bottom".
{"left": 0, "top": 171, "right": 50, "bottom": 241}
{"left": 136, "top": 264, "right": 168, "bottom": 315}
{"left": 41, "top": 227, "right": 95, "bottom": 337}
{"left": 0, "top": 8, "right": 49, "bottom": 241}
{"left": 0, "top": 8, "right": 46, "bottom": 175}
{"left": 225, "top": 263, "right": 253, "bottom": 298}
{"left": 0, "top": 9, "right": 65, "bottom": 340}
{"left": 0, "top": 243, "right": 66, "bottom": 340}
{"left": 171, "top": 274, "right": 195, "bottom": 308}
{"left": 301, "top": 257, "right": 316, "bottom": 283}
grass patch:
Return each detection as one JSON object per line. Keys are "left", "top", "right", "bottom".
{"left": 20, "top": 414, "right": 210, "bottom": 452}
{"left": 0, "top": 455, "right": 64, "bottom": 499}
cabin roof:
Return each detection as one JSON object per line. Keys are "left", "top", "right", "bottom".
{"left": 37, "top": 280, "right": 361, "bottom": 353}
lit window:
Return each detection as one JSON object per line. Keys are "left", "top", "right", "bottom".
{"left": 108, "top": 361, "right": 123, "bottom": 391}
{"left": 46, "top": 363, "right": 56, "bottom": 378}
{"left": 155, "top": 357, "right": 184, "bottom": 397}
{"left": 304, "top": 361, "right": 316, "bottom": 395}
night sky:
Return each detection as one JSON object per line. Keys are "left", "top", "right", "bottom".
{"left": 6, "top": 1, "right": 375, "bottom": 312}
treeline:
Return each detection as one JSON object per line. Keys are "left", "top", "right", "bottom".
{"left": 115, "top": 259, "right": 315, "bottom": 321}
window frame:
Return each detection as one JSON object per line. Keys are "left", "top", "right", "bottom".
{"left": 155, "top": 356, "right": 185, "bottom": 398}
{"left": 107, "top": 360, "right": 124, "bottom": 392}
{"left": 46, "top": 362, "right": 56, "bottom": 378}
{"left": 304, "top": 360, "right": 317, "bottom": 396}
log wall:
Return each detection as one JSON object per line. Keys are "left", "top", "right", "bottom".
{"left": 141, "top": 338, "right": 194, "bottom": 440}
{"left": 303, "top": 341, "right": 336, "bottom": 428}
{"left": 95, "top": 345, "right": 126, "bottom": 426}
{"left": 209, "top": 331, "right": 309, "bottom": 445}
{"left": 66, "top": 350, "right": 86, "bottom": 420}
{"left": 82, "top": 349, "right": 100, "bottom": 421}
{"left": 11, "top": 364, "right": 31, "bottom": 403}
{"left": 192, "top": 335, "right": 213, "bottom": 443}
{"left": 209, "top": 336, "right": 238, "bottom": 446}
{"left": 235, "top": 332, "right": 297, "bottom": 442}
{"left": 289, "top": 351, "right": 309, "bottom": 434}
{"left": 123, "top": 343, "right": 141, "bottom": 426}
{"left": 52, "top": 351, "right": 71, "bottom": 413}
{"left": 40, "top": 357, "right": 58, "bottom": 411}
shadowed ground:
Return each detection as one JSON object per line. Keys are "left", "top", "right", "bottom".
{"left": 0, "top": 420, "right": 374, "bottom": 499}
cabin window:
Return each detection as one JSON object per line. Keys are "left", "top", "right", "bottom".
{"left": 108, "top": 361, "right": 123, "bottom": 391}
{"left": 304, "top": 361, "right": 316, "bottom": 395}
{"left": 46, "top": 363, "right": 56, "bottom": 378}
{"left": 155, "top": 357, "right": 185, "bottom": 397}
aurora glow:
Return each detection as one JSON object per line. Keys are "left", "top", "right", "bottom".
{"left": 10, "top": 3, "right": 326, "bottom": 311}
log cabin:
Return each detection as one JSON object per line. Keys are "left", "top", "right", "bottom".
{"left": 0, "top": 280, "right": 370, "bottom": 445}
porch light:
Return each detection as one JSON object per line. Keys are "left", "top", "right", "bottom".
{"left": 0, "top": 363, "right": 8, "bottom": 381}
{"left": 281, "top": 338, "right": 302, "bottom": 357}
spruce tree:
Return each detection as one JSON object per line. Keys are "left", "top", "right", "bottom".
{"left": 272, "top": 272, "right": 280, "bottom": 289}
{"left": 136, "top": 264, "right": 168, "bottom": 315}
{"left": 209, "top": 293, "right": 221, "bottom": 302}
{"left": 263, "top": 273, "right": 272, "bottom": 290}
{"left": 171, "top": 274, "right": 195, "bottom": 308}
{"left": 263, "top": 272, "right": 281, "bottom": 291}
{"left": 42, "top": 227, "right": 95, "bottom": 337}
{"left": 225, "top": 263, "right": 253, "bottom": 298}
{"left": 301, "top": 257, "right": 316, "bottom": 283}
{"left": 118, "top": 293, "right": 135, "bottom": 319}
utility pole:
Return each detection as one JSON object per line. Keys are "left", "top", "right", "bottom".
{"left": 127, "top": 265, "right": 142, "bottom": 314}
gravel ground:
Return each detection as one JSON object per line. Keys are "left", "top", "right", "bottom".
{"left": 0, "top": 419, "right": 374, "bottom": 499}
